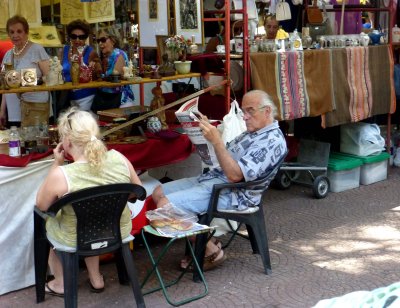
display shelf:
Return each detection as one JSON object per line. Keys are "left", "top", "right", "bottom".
{"left": 0, "top": 73, "right": 201, "bottom": 95}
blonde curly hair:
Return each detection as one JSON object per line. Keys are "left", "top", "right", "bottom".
{"left": 58, "top": 107, "right": 107, "bottom": 171}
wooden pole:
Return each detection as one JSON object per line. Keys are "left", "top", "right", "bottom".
{"left": 101, "top": 80, "right": 228, "bottom": 137}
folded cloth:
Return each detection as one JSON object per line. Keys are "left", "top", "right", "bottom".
{"left": 0, "top": 149, "right": 53, "bottom": 167}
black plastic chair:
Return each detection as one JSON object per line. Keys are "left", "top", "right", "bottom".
{"left": 34, "top": 183, "right": 147, "bottom": 308}
{"left": 194, "top": 154, "right": 286, "bottom": 280}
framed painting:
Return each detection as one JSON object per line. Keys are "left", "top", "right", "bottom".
{"left": 174, "top": 0, "right": 203, "bottom": 44}
{"left": 139, "top": 0, "right": 168, "bottom": 47}
{"left": 84, "top": 0, "right": 115, "bottom": 24}
{"left": 9, "top": 0, "right": 42, "bottom": 28}
{"left": 0, "top": 0, "right": 10, "bottom": 29}
{"left": 148, "top": 0, "right": 158, "bottom": 20}
{"left": 156, "top": 34, "right": 169, "bottom": 63}
{"left": 60, "top": 0, "right": 85, "bottom": 25}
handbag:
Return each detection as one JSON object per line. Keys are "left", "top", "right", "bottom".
{"left": 221, "top": 100, "right": 246, "bottom": 144}
{"left": 306, "top": 0, "right": 323, "bottom": 24}
{"left": 20, "top": 99, "right": 50, "bottom": 127}
{"left": 276, "top": 0, "right": 292, "bottom": 21}
{"left": 306, "top": 3, "right": 332, "bottom": 42}
{"left": 231, "top": 0, "right": 258, "bottom": 21}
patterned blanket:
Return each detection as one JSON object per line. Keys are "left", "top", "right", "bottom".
{"left": 250, "top": 45, "right": 395, "bottom": 127}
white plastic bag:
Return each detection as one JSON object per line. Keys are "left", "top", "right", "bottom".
{"left": 340, "top": 123, "right": 385, "bottom": 156}
{"left": 221, "top": 100, "right": 246, "bottom": 145}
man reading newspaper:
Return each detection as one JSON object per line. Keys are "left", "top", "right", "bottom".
{"left": 152, "top": 90, "right": 287, "bottom": 271}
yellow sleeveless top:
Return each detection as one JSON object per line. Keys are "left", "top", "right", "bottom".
{"left": 46, "top": 150, "right": 132, "bottom": 247}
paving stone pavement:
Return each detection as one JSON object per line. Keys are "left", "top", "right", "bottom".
{"left": 2, "top": 166, "right": 400, "bottom": 308}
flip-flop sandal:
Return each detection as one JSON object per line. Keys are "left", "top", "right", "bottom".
{"left": 203, "top": 249, "right": 226, "bottom": 272}
{"left": 87, "top": 275, "right": 105, "bottom": 293}
{"left": 181, "top": 247, "right": 224, "bottom": 272}
{"left": 45, "top": 283, "right": 64, "bottom": 298}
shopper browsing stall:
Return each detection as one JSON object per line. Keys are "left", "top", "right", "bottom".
{"left": 264, "top": 15, "right": 280, "bottom": 40}
{"left": 0, "top": 15, "right": 50, "bottom": 127}
{"left": 60, "top": 19, "right": 102, "bottom": 111}
{"left": 36, "top": 107, "right": 142, "bottom": 296}
{"left": 91, "top": 28, "right": 135, "bottom": 113}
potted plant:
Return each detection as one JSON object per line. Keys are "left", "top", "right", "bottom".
{"left": 165, "top": 35, "right": 192, "bottom": 75}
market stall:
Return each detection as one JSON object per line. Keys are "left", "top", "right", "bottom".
{"left": 250, "top": 44, "right": 396, "bottom": 126}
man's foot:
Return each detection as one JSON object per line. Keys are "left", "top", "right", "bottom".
{"left": 180, "top": 246, "right": 226, "bottom": 272}
{"left": 203, "top": 248, "right": 226, "bottom": 271}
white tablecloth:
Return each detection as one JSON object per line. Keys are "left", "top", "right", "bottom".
{"left": 0, "top": 159, "right": 53, "bottom": 295}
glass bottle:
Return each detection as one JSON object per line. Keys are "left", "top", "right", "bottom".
{"left": 8, "top": 126, "right": 21, "bottom": 157}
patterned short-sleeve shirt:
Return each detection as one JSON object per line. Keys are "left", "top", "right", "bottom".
{"left": 199, "top": 120, "right": 287, "bottom": 210}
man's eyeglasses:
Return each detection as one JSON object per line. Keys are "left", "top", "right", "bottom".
{"left": 242, "top": 106, "right": 267, "bottom": 117}
{"left": 96, "top": 37, "right": 108, "bottom": 44}
{"left": 70, "top": 34, "right": 88, "bottom": 41}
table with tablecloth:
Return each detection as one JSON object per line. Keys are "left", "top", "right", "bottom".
{"left": 0, "top": 133, "right": 194, "bottom": 295}
{"left": 250, "top": 45, "right": 396, "bottom": 127}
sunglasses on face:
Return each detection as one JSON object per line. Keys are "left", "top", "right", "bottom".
{"left": 70, "top": 34, "right": 88, "bottom": 40}
{"left": 96, "top": 37, "right": 108, "bottom": 44}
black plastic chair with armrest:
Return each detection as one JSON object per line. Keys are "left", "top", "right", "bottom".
{"left": 34, "top": 183, "right": 147, "bottom": 308}
{"left": 194, "top": 154, "right": 287, "bottom": 280}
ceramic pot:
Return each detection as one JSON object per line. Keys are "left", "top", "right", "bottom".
{"left": 368, "top": 31, "right": 383, "bottom": 45}
{"left": 174, "top": 61, "right": 192, "bottom": 74}
{"left": 147, "top": 116, "right": 162, "bottom": 133}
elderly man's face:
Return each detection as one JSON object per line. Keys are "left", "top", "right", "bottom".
{"left": 241, "top": 94, "right": 272, "bottom": 132}
{"left": 265, "top": 19, "right": 279, "bottom": 39}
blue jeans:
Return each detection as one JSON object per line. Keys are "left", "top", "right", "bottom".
{"left": 162, "top": 177, "right": 232, "bottom": 215}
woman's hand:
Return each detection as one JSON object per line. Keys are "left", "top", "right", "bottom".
{"left": 53, "top": 142, "right": 65, "bottom": 165}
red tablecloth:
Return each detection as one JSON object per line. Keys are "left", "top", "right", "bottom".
{"left": 107, "top": 134, "right": 194, "bottom": 170}
{"left": 0, "top": 149, "right": 53, "bottom": 167}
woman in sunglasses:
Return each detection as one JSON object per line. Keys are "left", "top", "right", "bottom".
{"left": 91, "top": 28, "right": 135, "bottom": 113}
{"left": 59, "top": 19, "right": 102, "bottom": 111}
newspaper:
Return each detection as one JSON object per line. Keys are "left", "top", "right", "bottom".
{"left": 175, "top": 97, "right": 219, "bottom": 168}
{"left": 156, "top": 223, "right": 214, "bottom": 238}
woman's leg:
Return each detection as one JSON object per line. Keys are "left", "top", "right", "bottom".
{"left": 47, "top": 249, "right": 64, "bottom": 294}
{"left": 84, "top": 256, "right": 104, "bottom": 289}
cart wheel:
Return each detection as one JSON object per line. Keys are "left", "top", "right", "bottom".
{"left": 313, "top": 175, "right": 330, "bottom": 199}
{"left": 274, "top": 171, "right": 292, "bottom": 189}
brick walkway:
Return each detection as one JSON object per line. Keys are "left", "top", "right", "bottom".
{"left": 2, "top": 167, "right": 400, "bottom": 308}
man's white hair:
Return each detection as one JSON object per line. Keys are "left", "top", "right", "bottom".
{"left": 245, "top": 90, "right": 277, "bottom": 118}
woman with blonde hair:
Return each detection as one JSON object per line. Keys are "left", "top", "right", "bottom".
{"left": 36, "top": 107, "right": 141, "bottom": 296}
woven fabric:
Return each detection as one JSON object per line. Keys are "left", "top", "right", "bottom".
{"left": 346, "top": 46, "right": 373, "bottom": 122}
{"left": 276, "top": 51, "right": 310, "bottom": 120}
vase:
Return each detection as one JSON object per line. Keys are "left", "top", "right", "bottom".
{"left": 70, "top": 60, "right": 80, "bottom": 85}
{"left": 174, "top": 61, "right": 192, "bottom": 75}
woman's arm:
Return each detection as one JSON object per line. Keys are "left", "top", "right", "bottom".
{"left": 36, "top": 143, "right": 68, "bottom": 211}
{"left": 38, "top": 59, "right": 50, "bottom": 77}
{"left": 113, "top": 54, "right": 125, "bottom": 75}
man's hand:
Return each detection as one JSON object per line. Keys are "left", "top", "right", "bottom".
{"left": 197, "top": 111, "right": 243, "bottom": 182}
{"left": 197, "top": 112, "right": 223, "bottom": 146}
